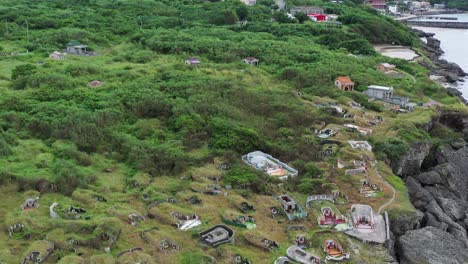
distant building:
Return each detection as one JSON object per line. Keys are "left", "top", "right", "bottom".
{"left": 388, "top": 5, "right": 398, "bottom": 14}
{"left": 420, "top": 1, "right": 431, "bottom": 8}
{"left": 335, "top": 76, "right": 354, "bottom": 91}
{"left": 376, "top": 63, "right": 396, "bottom": 72}
{"left": 185, "top": 58, "right": 201, "bottom": 66}
{"left": 308, "top": 13, "right": 328, "bottom": 22}
{"left": 241, "top": 0, "right": 256, "bottom": 5}
{"left": 364, "top": 85, "right": 393, "bottom": 100}
{"left": 243, "top": 57, "right": 259, "bottom": 65}
{"left": 49, "top": 51, "right": 65, "bottom": 60}
{"left": 410, "top": 1, "right": 430, "bottom": 10}
{"left": 368, "top": 0, "right": 386, "bottom": 10}
{"left": 433, "top": 3, "right": 445, "bottom": 9}
{"left": 66, "top": 40, "right": 88, "bottom": 55}
{"left": 290, "top": 6, "right": 324, "bottom": 15}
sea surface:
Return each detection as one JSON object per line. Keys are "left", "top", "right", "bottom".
{"left": 413, "top": 13, "right": 468, "bottom": 100}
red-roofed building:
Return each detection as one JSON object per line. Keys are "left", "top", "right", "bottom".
{"left": 243, "top": 57, "right": 259, "bottom": 66}
{"left": 308, "top": 14, "right": 328, "bottom": 22}
{"left": 335, "top": 76, "right": 355, "bottom": 91}
{"left": 368, "top": 0, "right": 386, "bottom": 10}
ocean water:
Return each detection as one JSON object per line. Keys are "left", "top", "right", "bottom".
{"left": 413, "top": 13, "right": 468, "bottom": 100}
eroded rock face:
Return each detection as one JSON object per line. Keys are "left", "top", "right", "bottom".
{"left": 438, "top": 111, "right": 468, "bottom": 137}
{"left": 412, "top": 28, "right": 435, "bottom": 38}
{"left": 397, "top": 226, "right": 468, "bottom": 264}
{"left": 391, "top": 142, "right": 433, "bottom": 177}
{"left": 406, "top": 144, "right": 468, "bottom": 247}
{"left": 390, "top": 210, "right": 424, "bottom": 237}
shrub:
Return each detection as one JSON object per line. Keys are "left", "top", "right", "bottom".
{"left": 373, "top": 137, "right": 410, "bottom": 161}
{"left": 0, "top": 136, "right": 12, "bottom": 157}
{"left": 65, "top": 64, "right": 101, "bottom": 77}
{"left": 52, "top": 159, "right": 95, "bottom": 195}
{"left": 296, "top": 178, "right": 328, "bottom": 194}
{"left": 11, "top": 64, "right": 37, "bottom": 80}
{"left": 208, "top": 117, "right": 263, "bottom": 153}
{"left": 224, "top": 166, "right": 260, "bottom": 189}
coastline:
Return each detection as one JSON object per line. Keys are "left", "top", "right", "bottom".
{"left": 412, "top": 27, "right": 468, "bottom": 104}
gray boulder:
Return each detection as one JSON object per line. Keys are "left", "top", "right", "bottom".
{"left": 413, "top": 171, "right": 442, "bottom": 186}
{"left": 397, "top": 226, "right": 468, "bottom": 264}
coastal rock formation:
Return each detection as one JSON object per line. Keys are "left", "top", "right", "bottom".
{"left": 438, "top": 110, "right": 468, "bottom": 137}
{"left": 411, "top": 28, "right": 435, "bottom": 38}
{"left": 446, "top": 88, "right": 468, "bottom": 104}
{"left": 390, "top": 210, "right": 424, "bottom": 237}
{"left": 391, "top": 141, "right": 432, "bottom": 177}
{"left": 397, "top": 226, "right": 468, "bottom": 264}
{"left": 416, "top": 29, "right": 467, "bottom": 104}
{"left": 403, "top": 141, "right": 468, "bottom": 247}
{"left": 391, "top": 112, "right": 468, "bottom": 263}
{"left": 434, "top": 59, "right": 466, "bottom": 82}
{"left": 425, "top": 37, "right": 443, "bottom": 57}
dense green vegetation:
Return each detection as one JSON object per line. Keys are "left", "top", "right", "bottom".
{"left": 0, "top": 0, "right": 465, "bottom": 263}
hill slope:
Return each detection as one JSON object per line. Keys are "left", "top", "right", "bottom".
{"left": 0, "top": 0, "right": 465, "bottom": 263}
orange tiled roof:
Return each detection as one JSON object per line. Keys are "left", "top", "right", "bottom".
{"left": 336, "top": 76, "right": 353, "bottom": 84}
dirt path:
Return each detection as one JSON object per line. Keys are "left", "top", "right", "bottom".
{"left": 374, "top": 162, "right": 396, "bottom": 214}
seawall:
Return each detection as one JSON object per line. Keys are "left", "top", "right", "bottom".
{"left": 405, "top": 20, "right": 468, "bottom": 28}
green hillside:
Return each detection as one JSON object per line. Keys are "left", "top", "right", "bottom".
{"left": 0, "top": 0, "right": 465, "bottom": 263}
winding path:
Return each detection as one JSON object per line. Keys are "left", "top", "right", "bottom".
{"left": 374, "top": 162, "right": 396, "bottom": 214}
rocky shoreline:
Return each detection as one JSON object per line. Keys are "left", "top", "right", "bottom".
{"left": 412, "top": 28, "right": 468, "bottom": 104}
{"left": 390, "top": 111, "right": 468, "bottom": 264}
{"left": 383, "top": 28, "right": 468, "bottom": 262}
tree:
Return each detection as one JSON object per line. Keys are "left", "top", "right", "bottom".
{"left": 224, "top": 10, "right": 239, "bottom": 25}
{"left": 236, "top": 5, "right": 249, "bottom": 21}
{"left": 11, "top": 64, "right": 36, "bottom": 80}
{"left": 294, "top": 12, "right": 309, "bottom": 24}
{"left": 374, "top": 137, "right": 409, "bottom": 161}
{"left": 273, "top": 11, "right": 294, "bottom": 23}
{"left": 224, "top": 166, "right": 259, "bottom": 189}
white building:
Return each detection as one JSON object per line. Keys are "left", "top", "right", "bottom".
{"left": 241, "top": 0, "right": 256, "bottom": 5}
{"left": 388, "top": 5, "right": 398, "bottom": 14}
{"left": 364, "top": 85, "right": 394, "bottom": 100}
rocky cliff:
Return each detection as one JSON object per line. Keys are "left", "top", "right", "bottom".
{"left": 397, "top": 226, "right": 468, "bottom": 264}
{"left": 391, "top": 111, "right": 468, "bottom": 263}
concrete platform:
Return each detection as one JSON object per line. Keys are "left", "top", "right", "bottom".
{"left": 345, "top": 214, "right": 387, "bottom": 244}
